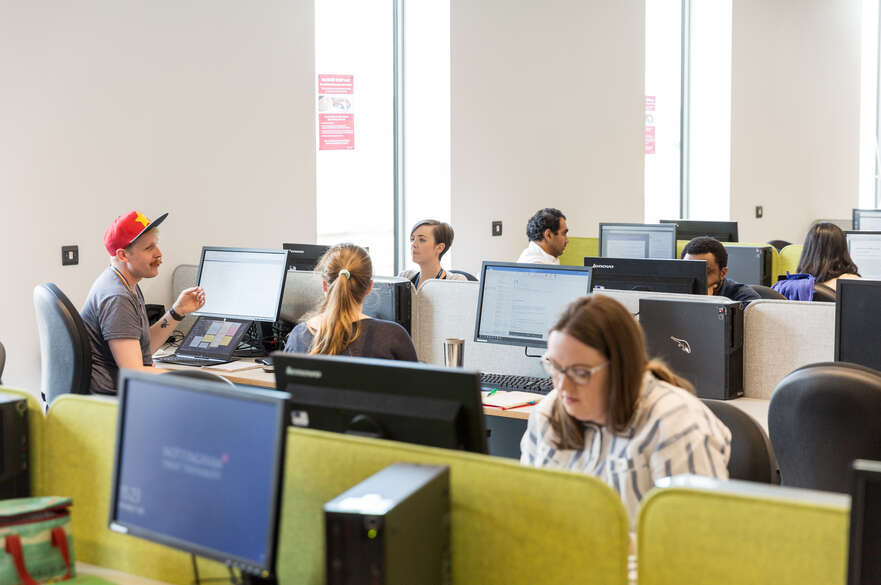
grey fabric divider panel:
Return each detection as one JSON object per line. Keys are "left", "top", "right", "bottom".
{"left": 743, "top": 300, "right": 834, "bottom": 399}
{"left": 414, "top": 280, "right": 545, "bottom": 377}
{"left": 170, "top": 264, "right": 198, "bottom": 335}
{"left": 591, "top": 289, "right": 724, "bottom": 317}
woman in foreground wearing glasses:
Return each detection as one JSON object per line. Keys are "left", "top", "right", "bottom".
{"left": 521, "top": 294, "right": 731, "bottom": 524}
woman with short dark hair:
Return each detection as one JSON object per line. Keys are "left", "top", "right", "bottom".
{"left": 796, "top": 222, "right": 860, "bottom": 290}
{"left": 521, "top": 294, "right": 731, "bottom": 525}
{"left": 398, "top": 219, "right": 467, "bottom": 289}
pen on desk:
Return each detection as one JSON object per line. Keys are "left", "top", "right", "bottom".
{"left": 506, "top": 400, "right": 538, "bottom": 410}
{"left": 487, "top": 388, "right": 498, "bottom": 396}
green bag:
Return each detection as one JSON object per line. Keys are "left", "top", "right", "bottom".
{"left": 0, "top": 496, "right": 75, "bottom": 585}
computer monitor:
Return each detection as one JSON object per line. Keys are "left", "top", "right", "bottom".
{"left": 273, "top": 353, "right": 488, "bottom": 453}
{"left": 583, "top": 257, "right": 707, "bottom": 295}
{"left": 853, "top": 209, "right": 881, "bottom": 231}
{"left": 109, "top": 370, "right": 289, "bottom": 581}
{"left": 282, "top": 243, "right": 330, "bottom": 271}
{"left": 848, "top": 459, "right": 881, "bottom": 585}
{"left": 194, "top": 247, "right": 290, "bottom": 322}
{"left": 660, "top": 219, "right": 738, "bottom": 242}
{"left": 835, "top": 279, "right": 881, "bottom": 372}
{"left": 846, "top": 232, "right": 881, "bottom": 281}
{"left": 724, "top": 245, "right": 773, "bottom": 287}
{"left": 599, "top": 223, "right": 677, "bottom": 259}
{"left": 473, "top": 261, "right": 593, "bottom": 349}
{"left": 362, "top": 277, "right": 413, "bottom": 333}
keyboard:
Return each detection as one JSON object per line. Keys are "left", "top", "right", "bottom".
{"left": 479, "top": 373, "right": 554, "bottom": 395}
{"left": 153, "top": 354, "right": 234, "bottom": 367}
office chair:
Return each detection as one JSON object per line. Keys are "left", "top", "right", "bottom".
{"left": 161, "top": 369, "right": 236, "bottom": 388}
{"left": 449, "top": 269, "right": 478, "bottom": 281}
{"left": 33, "top": 283, "right": 92, "bottom": 405}
{"left": 701, "top": 398, "right": 778, "bottom": 484}
{"left": 769, "top": 361, "right": 881, "bottom": 493}
{"left": 0, "top": 341, "right": 5, "bottom": 385}
{"left": 749, "top": 284, "right": 786, "bottom": 300}
{"left": 812, "top": 283, "right": 836, "bottom": 302}
{"left": 767, "top": 239, "right": 791, "bottom": 252}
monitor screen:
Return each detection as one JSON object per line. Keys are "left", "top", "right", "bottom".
{"left": 853, "top": 209, "right": 881, "bottom": 232}
{"left": 282, "top": 243, "right": 330, "bottom": 271}
{"left": 583, "top": 257, "right": 707, "bottom": 295}
{"left": 179, "top": 317, "right": 251, "bottom": 358}
{"left": 599, "top": 223, "right": 677, "bottom": 259}
{"left": 660, "top": 219, "right": 738, "bottom": 243}
{"left": 845, "top": 232, "right": 881, "bottom": 281}
{"left": 835, "top": 279, "right": 881, "bottom": 372}
{"left": 473, "top": 262, "right": 592, "bottom": 349}
{"left": 194, "top": 247, "right": 290, "bottom": 322}
{"left": 273, "top": 353, "right": 487, "bottom": 453}
{"left": 848, "top": 459, "right": 881, "bottom": 585}
{"left": 109, "top": 371, "right": 289, "bottom": 577}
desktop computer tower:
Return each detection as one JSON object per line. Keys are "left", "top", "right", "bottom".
{"left": 639, "top": 298, "right": 744, "bottom": 400}
{"left": 325, "top": 463, "right": 450, "bottom": 585}
{"left": 724, "top": 245, "right": 773, "bottom": 287}
{"left": 0, "top": 396, "right": 30, "bottom": 498}
{"left": 363, "top": 277, "right": 413, "bottom": 334}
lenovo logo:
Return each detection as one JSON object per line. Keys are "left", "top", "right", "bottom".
{"left": 591, "top": 264, "right": 615, "bottom": 269}
{"left": 670, "top": 336, "right": 692, "bottom": 354}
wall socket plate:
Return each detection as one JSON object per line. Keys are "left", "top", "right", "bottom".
{"left": 755, "top": 205, "right": 763, "bottom": 218}
{"left": 61, "top": 245, "right": 79, "bottom": 266}
{"left": 492, "top": 220, "right": 502, "bottom": 237}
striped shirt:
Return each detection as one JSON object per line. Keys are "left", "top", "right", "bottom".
{"left": 520, "top": 372, "right": 731, "bottom": 526}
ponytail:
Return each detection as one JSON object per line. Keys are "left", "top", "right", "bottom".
{"left": 306, "top": 244, "right": 373, "bottom": 355}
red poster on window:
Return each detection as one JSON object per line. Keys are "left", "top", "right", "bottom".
{"left": 644, "top": 96, "right": 656, "bottom": 155}
{"left": 318, "top": 74, "right": 355, "bottom": 150}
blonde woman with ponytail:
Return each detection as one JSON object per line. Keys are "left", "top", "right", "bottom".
{"left": 520, "top": 294, "right": 731, "bottom": 526}
{"left": 283, "top": 244, "right": 417, "bottom": 361}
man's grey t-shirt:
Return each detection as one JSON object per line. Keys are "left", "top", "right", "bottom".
{"left": 81, "top": 267, "right": 152, "bottom": 395}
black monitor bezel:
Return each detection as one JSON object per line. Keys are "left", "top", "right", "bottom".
{"left": 599, "top": 222, "right": 678, "bottom": 259}
{"left": 834, "top": 279, "right": 881, "bottom": 363}
{"left": 194, "top": 246, "right": 290, "bottom": 322}
{"left": 660, "top": 219, "right": 738, "bottom": 243}
{"left": 583, "top": 256, "right": 707, "bottom": 295}
{"left": 108, "top": 369, "right": 290, "bottom": 577}
{"left": 848, "top": 459, "right": 881, "bottom": 585}
{"left": 473, "top": 261, "right": 593, "bottom": 349}
{"left": 281, "top": 243, "right": 331, "bottom": 271}
{"left": 272, "top": 352, "right": 488, "bottom": 454}
{"left": 853, "top": 209, "right": 881, "bottom": 231}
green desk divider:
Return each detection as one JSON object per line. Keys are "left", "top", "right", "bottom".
{"left": 559, "top": 236, "right": 599, "bottom": 266}
{"left": 778, "top": 244, "right": 804, "bottom": 278}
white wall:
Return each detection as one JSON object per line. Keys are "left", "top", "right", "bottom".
{"left": 730, "top": 0, "right": 862, "bottom": 244}
{"left": 450, "top": 0, "right": 646, "bottom": 275}
{"left": 0, "top": 0, "right": 316, "bottom": 393}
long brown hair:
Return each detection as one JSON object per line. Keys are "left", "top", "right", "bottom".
{"left": 796, "top": 222, "right": 860, "bottom": 282}
{"left": 306, "top": 243, "right": 373, "bottom": 355}
{"left": 548, "top": 294, "right": 694, "bottom": 450}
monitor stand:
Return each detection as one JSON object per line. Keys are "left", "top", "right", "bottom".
{"left": 242, "top": 574, "right": 277, "bottom": 585}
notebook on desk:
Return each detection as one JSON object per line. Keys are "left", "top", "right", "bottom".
{"left": 481, "top": 390, "right": 543, "bottom": 410}
{"left": 154, "top": 316, "right": 251, "bottom": 366}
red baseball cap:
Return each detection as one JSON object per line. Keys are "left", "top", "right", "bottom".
{"left": 103, "top": 211, "right": 168, "bottom": 256}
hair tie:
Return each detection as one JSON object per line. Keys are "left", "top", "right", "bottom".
{"left": 338, "top": 268, "right": 351, "bottom": 279}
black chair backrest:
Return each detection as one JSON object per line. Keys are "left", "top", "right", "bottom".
{"left": 769, "top": 361, "right": 881, "bottom": 493}
{"left": 33, "top": 283, "right": 92, "bottom": 402}
{"left": 450, "top": 269, "right": 478, "bottom": 282}
{"left": 813, "top": 283, "right": 836, "bottom": 302}
{"left": 701, "top": 398, "right": 778, "bottom": 484}
{"left": 767, "top": 239, "right": 791, "bottom": 252}
{"left": 161, "top": 369, "right": 236, "bottom": 388}
{"left": 0, "top": 341, "right": 5, "bottom": 385}
{"left": 749, "top": 284, "right": 786, "bottom": 300}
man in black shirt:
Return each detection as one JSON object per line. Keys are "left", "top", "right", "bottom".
{"left": 682, "top": 236, "right": 760, "bottom": 303}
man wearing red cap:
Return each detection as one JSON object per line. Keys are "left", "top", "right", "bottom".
{"left": 81, "top": 211, "right": 207, "bottom": 394}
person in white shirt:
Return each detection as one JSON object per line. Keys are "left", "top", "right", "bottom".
{"left": 521, "top": 294, "right": 731, "bottom": 526}
{"left": 516, "top": 208, "right": 569, "bottom": 264}
{"left": 398, "top": 219, "right": 468, "bottom": 289}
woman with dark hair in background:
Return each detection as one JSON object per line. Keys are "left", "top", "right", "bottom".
{"left": 796, "top": 222, "right": 861, "bottom": 290}
{"left": 398, "top": 219, "right": 467, "bottom": 289}
{"left": 521, "top": 294, "right": 731, "bottom": 525}
{"left": 284, "top": 243, "right": 417, "bottom": 361}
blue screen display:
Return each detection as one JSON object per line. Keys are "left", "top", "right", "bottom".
{"left": 114, "top": 378, "right": 281, "bottom": 567}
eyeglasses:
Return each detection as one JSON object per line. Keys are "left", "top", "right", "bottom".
{"left": 540, "top": 355, "right": 608, "bottom": 386}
